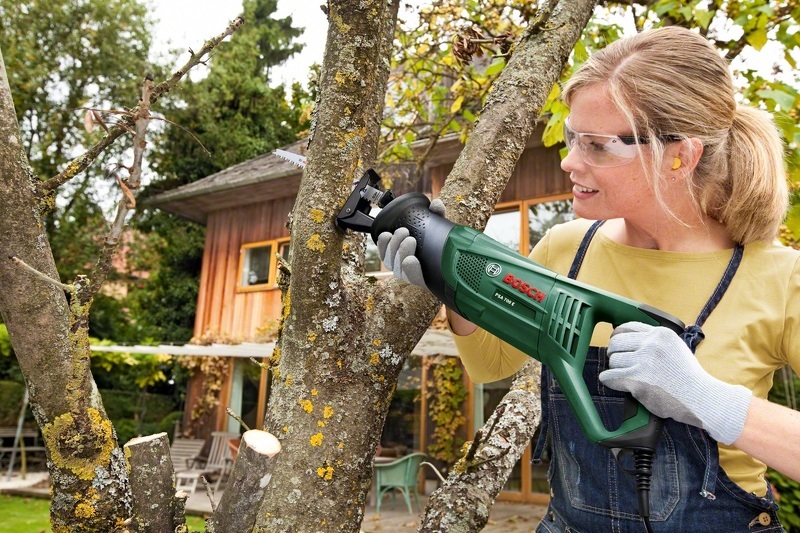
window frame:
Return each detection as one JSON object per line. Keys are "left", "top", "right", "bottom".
{"left": 236, "top": 238, "right": 290, "bottom": 293}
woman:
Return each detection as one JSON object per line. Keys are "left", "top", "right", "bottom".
{"left": 379, "top": 26, "right": 799, "bottom": 532}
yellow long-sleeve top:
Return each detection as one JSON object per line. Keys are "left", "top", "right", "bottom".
{"left": 453, "top": 218, "right": 800, "bottom": 495}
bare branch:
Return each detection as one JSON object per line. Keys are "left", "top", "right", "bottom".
{"left": 40, "top": 16, "right": 244, "bottom": 193}
{"left": 9, "top": 256, "right": 72, "bottom": 293}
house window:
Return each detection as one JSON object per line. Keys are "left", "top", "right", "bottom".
{"left": 238, "top": 239, "right": 289, "bottom": 291}
{"left": 484, "top": 196, "right": 573, "bottom": 256}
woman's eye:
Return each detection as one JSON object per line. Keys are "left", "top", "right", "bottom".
{"left": 588, "top": 141, "right": 607, "bottom": 153}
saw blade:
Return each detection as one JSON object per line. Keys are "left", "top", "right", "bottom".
{"left": 273, "top": 149, "right": 307, "bottom": 169}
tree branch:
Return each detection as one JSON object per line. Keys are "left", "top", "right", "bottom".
{"left": 9, "top": 256, "right": 72, "bottom": 293}
{"left": 39, "top": 16, "right": 244, "bottom": 193}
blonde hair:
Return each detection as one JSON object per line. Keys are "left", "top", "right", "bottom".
{"left": 562, "top": 26, "right": 788, "bottom": 244}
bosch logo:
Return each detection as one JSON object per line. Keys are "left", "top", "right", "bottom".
{"left": 485, "top": 263, "right": 502, "bottom": 278}
{"left": 503, "top": 273, "right": 546, "bottom": 303}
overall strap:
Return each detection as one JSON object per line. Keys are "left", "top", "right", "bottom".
{"left": 568, "top": 220, "right": 605, "bottom": 280}
{"left": 680, "top": 243, "right": 745, "bottom": 353}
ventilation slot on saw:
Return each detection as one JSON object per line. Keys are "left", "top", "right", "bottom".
{"left": 547, "top": 292, "right": 585, "bottom": 358}
{"left": 456, "top": 253, "right": 487, "bottom": 293}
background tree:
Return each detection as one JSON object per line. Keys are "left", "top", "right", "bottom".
{"left": 132, "top": 0, "right": 310, "bottom": 342}
{"left": 0, "top": 0, "right": 161, "bottom": 341}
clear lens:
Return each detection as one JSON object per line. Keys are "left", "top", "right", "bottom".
{"left": 563, "top": 120, "right": 640, "bottom": 168}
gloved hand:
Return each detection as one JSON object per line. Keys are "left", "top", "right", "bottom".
{"left": 599, "top": 322, "right": 752, "bottom": 445}
{"left": 376, "top": 199, "right": 446, "bottom": 287}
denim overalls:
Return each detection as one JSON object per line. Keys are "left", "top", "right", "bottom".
{"left": 534, "top": 221, "right": 784, "bottom": 532}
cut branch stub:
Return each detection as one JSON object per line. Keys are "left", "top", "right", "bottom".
{"left": 211, "top": 430, "right": 281, "bottom": 532}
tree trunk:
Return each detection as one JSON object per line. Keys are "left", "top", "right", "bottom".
{"left": 0, "top": 48, "right": 130, "bottom": 531}
{"left": 250, "top": 1, "right": 414, "bottom": 531}
{"left": 124, "top": 433, "right": 176, "bottom": 532}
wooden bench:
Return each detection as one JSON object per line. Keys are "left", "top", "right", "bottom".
{"left": 0, "top": 427, "right": 47, "bottom": 469}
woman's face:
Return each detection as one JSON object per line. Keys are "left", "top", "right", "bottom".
{"left": 561, "top": 85, "right": 665, "bottom": 223}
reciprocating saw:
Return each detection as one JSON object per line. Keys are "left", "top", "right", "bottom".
{"left": 334, "top": 167, "right": 686, "bottom": 532}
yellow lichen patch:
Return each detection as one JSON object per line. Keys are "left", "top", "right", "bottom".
{"left": 366, "top": 295, "right": 374, "bottom": 312}
{"left": 373, "top": 339, "right": 381, "bottom": 346}
{"left": 75, "top": 502, "right": 95, "bottom": 519}
{"left": 311, "top": 389, "right": 318, "bottom": 396}
{"left": 323, "top": 405, "right": 334, "bottom": 419}
{"left": 310, "top": 209, "right": 326, "bottom": 223}
{"left": 285, "top": 375, "right": 293, "bottom": 387}
{"left": 317, "top": 464, "right": 334, "bottom": 481}
{"left": 306, "top": 234, "right": 326, "bottom": 252}
{"left": 338, "top": 442, "right": 344, "bottom": 449}
{"left": 336, "top": 360, "right": 342, "bottom": 369}
{"left": 281, "top": 289, "right": 291, "bottom": 322}
{"left": 369, "top": 352, "right": 380, "bottom": 366}
{"left": 308, "top": 332, "right": 318, "bottom": 342}
{"left": 317, "top": 420, "right": 326, "bottom": 427}
{"left": 42, "top": 408, "right": 115, "bottom": 481}
{"left": 299, "top": 399, "right": 314, "bottom": 413}
{"left": 283, "top": 426, "right": 289, "bottom": 433}
{"left": 378, "top": 375, "right": 385, "bottom": 383}
{"left": 310, "top": 433, "right": 324, "bottom": 446}
{"left": 338, "top": 127, "right": 367, "bottom": 149}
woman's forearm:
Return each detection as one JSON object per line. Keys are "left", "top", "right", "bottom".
{"left": 733, "top": 396, "right": 800, "bottom": 482}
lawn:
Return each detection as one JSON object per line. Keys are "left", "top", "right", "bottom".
{"left": 0, "top": 494, "right": 207, "bottom": 532}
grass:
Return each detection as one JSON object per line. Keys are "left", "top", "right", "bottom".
{"left": 0, "top": 494, "right": 207, "bottom": 532}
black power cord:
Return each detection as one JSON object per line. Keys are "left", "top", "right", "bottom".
{"left": 634, "top": 449, "right": 655, "bottom": 533}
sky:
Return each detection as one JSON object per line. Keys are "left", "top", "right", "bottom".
{"left": 150, "top": 0, "right": 330, "bottom": 87}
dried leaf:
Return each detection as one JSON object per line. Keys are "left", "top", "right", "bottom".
{"left": 83, "top": 109, "right": 94, "bottom": 133}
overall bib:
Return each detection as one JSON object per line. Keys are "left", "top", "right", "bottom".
{"left": 534, "top": 221, "right": 784, "bottom": 532}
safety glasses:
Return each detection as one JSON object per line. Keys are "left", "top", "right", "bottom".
{"left": 563, "top": 118, "right": 681, "bottom": 168}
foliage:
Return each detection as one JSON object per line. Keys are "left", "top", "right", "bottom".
{"left": 178, "top": 330, "right": 243, "bottom": 437}
{"left": 426, "top": 356, "right": 468, "bottom": 466}
{"left": 768, "top": 469, "right": 800, "bottom": 532}
{"left": 382, "top": 1, "right": 533, "bottom": 175}
{"left": 0, "top": 380, "right": 26, "bottom": 426}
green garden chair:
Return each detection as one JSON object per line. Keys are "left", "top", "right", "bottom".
{"left": 374, "top": 452, "right": 427, "bottom": 514}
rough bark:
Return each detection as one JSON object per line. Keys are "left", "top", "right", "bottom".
{"left": 211, "top": 430, "right": 281, "bottom": 532}
{"left": 421, "top": 360, "right": 542, "bottom": 531}
{"left": 252, "top": 1, "right": 409, "bottom": 531}
{"left": 124, "top": 433, "right": 176, "bottom": 532}
{"left": 0, "top": 48, "right": 131, "bottom": 532}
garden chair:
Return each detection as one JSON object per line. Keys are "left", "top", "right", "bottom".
{"left": 169, "top": 436, "right": 206, "bottom": 494}
{"left": 374, "top": 452, "right": 427, "bottom": 514}
{"left": 190, "top": 431, "right": 239, "bottom": 491}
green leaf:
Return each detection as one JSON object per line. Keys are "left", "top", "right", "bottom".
{"left": 484, "top": 58, "right": 506, "bottom": 77}
{"left": 746, "top": 28, "right": 768, "bottom": 51}
{"left": 756, "top": 89, "right": 797, "bottom": 112}
{"left": 694, "top": 9, "right": 713, "bottom": 29}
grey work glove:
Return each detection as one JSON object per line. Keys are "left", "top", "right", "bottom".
{"left": 376, "top": 199, "right": 446, "bottom": 287}
{"left": 599, "top": 322, "right": 752, "bottom": 445}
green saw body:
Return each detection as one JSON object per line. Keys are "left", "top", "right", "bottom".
{"left": 364, "top": 192, "right": 686, "bottom": 452}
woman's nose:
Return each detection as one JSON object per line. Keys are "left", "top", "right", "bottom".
{"left": 561, "top": 144, "right": 585, "bottom": 173}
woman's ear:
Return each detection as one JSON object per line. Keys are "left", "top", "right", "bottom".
{"left": 676, "top": 138, "right": 703, "bottom": 174}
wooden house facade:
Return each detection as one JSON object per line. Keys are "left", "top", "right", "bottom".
{"left": 149, "top": 130, "right": 573, "bottom": 503}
